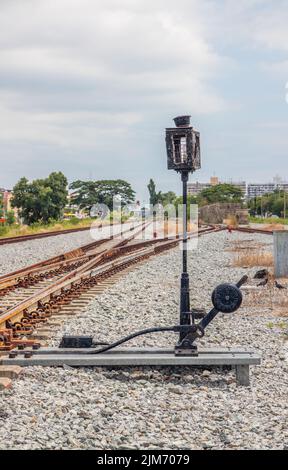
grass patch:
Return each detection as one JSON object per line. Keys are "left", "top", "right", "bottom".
{"left": 249, "top": 216, "right": 288, "bottom": 225}
{"left": 0, "top": 218, "right": 100, "bottom": 239}
{"left": 232, "top": 251, "right": 273, "bottom": 267}
{"left": 266, "top": 321, "right": 287, "bottom": 329}
{"left": 227, "top": 240, "right": 268, "bottom": 252}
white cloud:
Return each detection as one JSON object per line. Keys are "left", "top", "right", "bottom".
{"left": 252, "top": 3, "right": 288, "bottom": 51}
{"left": 0, "top": 94, "right": 142, "bottom": 148}
{"left": 0, "top": 0, "right": 228, "bottom": 145}
{"left": 0, "top": 0, "right": 288, "bottom": 193}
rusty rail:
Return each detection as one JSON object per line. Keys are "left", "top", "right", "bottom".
{"left": 231, "top": 226, "right": 274, "bottom": 235}
{"left": 0, "top": 223, "right": 141, "bottom": 286}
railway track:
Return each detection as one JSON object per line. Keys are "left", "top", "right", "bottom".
{"left": 0, "top": 224, "right": 148, "bottom": 339}
{"left": 0, "top": 221, "right": 129, "bottom": 246}
{"left": 0, "top": 224, "right": 222, "bottom": 354}
{"left": 0, "top": 221, "right": 276, "bottom": 248}
{"left": 0, "top": 223, "right": 273, "bottom": 389}
{"left": 0, "top": 223, "right": 139, "bottom": 297}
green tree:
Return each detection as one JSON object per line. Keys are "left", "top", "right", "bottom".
{"left": 160, "top": 191, "right": 177, "bottom": 206}
{"left": 173, "top": 195, "right": 198, "bottom": 219}
{"left": 199, "top": 184, "right": 243, "bottom": 206}
{"left": 12, "top": 172, "right": 68, "bottom": 224}
{"left": 147, "top": 179, "right": 162, "bottom": 206}
{"left": 271, "top": 198, "right": 284, "bottom": 217}
{"left": 6, "top": 211, "right": 16, "bottom": 225}
{"left": 248, "top": 190, "right": 286, "bottom": 217}
{"left": 69, "top": 180, "right": 135, "bottom": 212}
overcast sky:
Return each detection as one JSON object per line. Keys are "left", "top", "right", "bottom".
{"left": 0, "top": 0, "right": 288, "bottom": 201}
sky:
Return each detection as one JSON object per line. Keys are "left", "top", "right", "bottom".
{"left": 0, "top": 0, "right": 288, "bottom": 202}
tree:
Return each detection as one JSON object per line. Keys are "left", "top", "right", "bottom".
{"left": 160, "top": 191, "right": 177, "bottom": 206}
{"left": 248, "top": 190, "right": 287, "bottom": 217}
{"left": 69, "top": 179, "right": 135, "bottom": 212}
{"left": 271, "top": 198, "right": 284, "bottom": 217}
{"left": 147, "top": 179, "right": 162, "bottom": 206}
{"left": 198, "top": 184, "right": 243, "bottom": 206}
{"left": 173, "top": 195, "right": 198, "bottom": 219}
{"left": 6, "top": 211, "right": 15, "bottom": 225}
{"left": 12, "top": 172, "right": 68, "bottom": 224}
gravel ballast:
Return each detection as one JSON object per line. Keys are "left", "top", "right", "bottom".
{"left": 0, "top": 224, "right": 126, "bottom": 277}
{"left": 0, "top": 231, "right": 287, "bottom": 450}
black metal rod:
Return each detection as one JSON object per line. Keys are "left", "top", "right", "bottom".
{"left": 199, "top": 307, "right": 219, "bottom": 330}
{"left": 236, "top": 275, "right": 248, "bottom": 288}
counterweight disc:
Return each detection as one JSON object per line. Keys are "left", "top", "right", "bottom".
{"left": 211, "top": 283, "right": 242, "bottom": 313}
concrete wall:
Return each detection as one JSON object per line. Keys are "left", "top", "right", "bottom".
{"left": 199, "top": 203, "right": 249, "bottom": 225}
{"left": 274, "top": 231, "right": 288, "bottom": 278}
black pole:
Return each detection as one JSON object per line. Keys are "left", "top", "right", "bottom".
{"left": 153, "top": 210, "right": 157, "bottom": 238}
{"left": 179, "top": 171, "right": 190, "bottom": 341}
{"left": 182, "top": 171, "right": 188, "bottom": 273}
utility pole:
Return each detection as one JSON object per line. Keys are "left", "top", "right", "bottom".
{"left": 261, "top": 197, "right": 263, "bottom": 219}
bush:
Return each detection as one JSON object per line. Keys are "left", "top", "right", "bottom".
{"left": 6, "top": 211, "right": 16, "bottom": 225}
{"left": 69, "top": 217, "right": 81, "bottom": 225}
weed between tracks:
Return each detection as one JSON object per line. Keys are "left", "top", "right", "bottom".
{"left": 227, "top": 237, "right": 288, "bottom": 317}
{"left": 0, "top": 218, "right": 95, "bottom": 239}
{"left": 233, "top": 251, "right": 273, "bottom": 267}
{"left": 225, "top": 239, "right": 273, "bottom": 267}
{"left": 243, "top": 286, "right": 288, "bottom": 317}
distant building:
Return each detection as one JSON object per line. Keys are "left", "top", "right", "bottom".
{"left": 0, "top": 188, "right": 14, "bottom": 213}
{"left": 187, "top": 177, "right": 247, "bottom": 197}
{"left": 247, "top": 182, "right": 288, "bottom": 199}
{"left": 0, "top": 188, "right": 18, "bottom": 220}
{"left": 187, "top": 177, "right": 288, "bottom": 200}
{"left": 227, "top": 180, "right": 247, "bottom": 196}
{"left": 187, "top": 181, "right": 211, "bottom": 196}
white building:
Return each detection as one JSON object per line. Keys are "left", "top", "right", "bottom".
{"left": 247, "top": 183, "right": 288, "bottom": 199}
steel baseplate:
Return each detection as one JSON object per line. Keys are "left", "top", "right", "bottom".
{"left": 0, "top": 347, "right": 261, "bottom": 386}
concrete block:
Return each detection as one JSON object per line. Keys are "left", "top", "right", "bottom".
{"left": 274, "top": 231, "right": 288, "bottom": 278}
{"left": 236, "top": 364, "right": 250, "bottom": 386}
{"left": 0, "top": 377, "right": 12, "bottom": 390}
{"left": 0, "top": 365, "right": 22, "bottom": 378}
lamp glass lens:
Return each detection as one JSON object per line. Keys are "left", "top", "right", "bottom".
{"left": 173, "top": 135, "right": 187, "bottom": 164}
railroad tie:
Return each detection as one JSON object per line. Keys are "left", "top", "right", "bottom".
{"left": 30, "top": 332, "right": 51, "bottom": 341}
